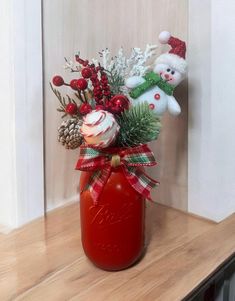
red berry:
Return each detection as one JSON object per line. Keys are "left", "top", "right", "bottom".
{"left": 52, "top": 75, "right": 64, "bottom": 86}
{"left": 106, "top": 103, "right": 122, "bottom": 114}
{"left": 75, "top": 55, "right": 84, "bottom": 64}
{"left": 95, "top": 105, "right": 105, "bottom": 110}
{"left": 101, "top": 79, "right": 108, "bottom": 85}
{"left": 94, "top": 95, "right": 103, "bottom": 100}
{"left": 81, "top": 67, "right": 92, "bottom": 78}
{"left": 79, "top": 103, "right": 92, "bottom": 115}
{"left": 95, "top": 98, "right": 104, "bottom": 104}
{"left": 94, "top": 89, "right": 102, "bottom": 94}
{"left": 70, "top": 79, "right": 78, "bottom": 90}
{"left": 101, "top": 85, "right": 108, "bottom": 90}
{"left": 105, "top": 101, "right": 112, "bottom": 109}
{"left": 101, "top": 74, "right": 107, "bottom": 80}
{"left": 77, "top": 78, "right": 88, "bottom": 90}
{"left": 65, "top": 103, "right": 78, "bottom": 115}
{"left": 94, "top": 91, "right": 102, "bottom": 97}
{"left": 82, "top": 60, "right": 89, "bottom": 66}
{"left": 91, "top": 80, "right": 98, "bottom": 86}
{"left": 104, "top": 91, "right": 111, "bottom": 96}
{"left": 94, "top": 86, "right": 102, "bottom": 92}
{"left": 93, "top": 83, "right": 100, "bottom": 88}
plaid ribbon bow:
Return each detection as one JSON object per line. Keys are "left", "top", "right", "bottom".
{"left": 76, "top": 144, "right": 159, "bottom": 204}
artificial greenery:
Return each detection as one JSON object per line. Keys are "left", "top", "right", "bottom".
{"left": 50, "top": 83, "right": 82, "bottom": 118}
{"left": 104, "top": 66, "right": 125, "bottom": 95}
{"left": 116, "top": 102, "right": 161, "bottom": 147}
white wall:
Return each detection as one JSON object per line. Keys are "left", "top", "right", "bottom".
{"left": 188, "top": 0, "right": 235, "bottom": 221}
{"left": 0, "top": 0, "right": 44, "bottom": 229}
{"left": 0, "top": 0, "right": 17, "bottom": 229}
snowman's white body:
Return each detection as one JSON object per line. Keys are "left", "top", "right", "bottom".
{"left": 125, "top": 74, "right": 181, "bottom": 116}
{"left": 133, "top": 85, "right": 181, "bottom": 116}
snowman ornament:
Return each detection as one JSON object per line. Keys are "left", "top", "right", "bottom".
{"left": 125, "top": 31, "right": 187, "bottom": 116}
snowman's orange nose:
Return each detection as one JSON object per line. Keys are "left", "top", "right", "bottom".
{"left": 164, "top": 74, "right": 169, "bottom": 79}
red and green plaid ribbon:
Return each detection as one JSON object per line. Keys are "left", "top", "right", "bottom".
{"left": 76, "top": 144, "right": 159, "bottom": 204}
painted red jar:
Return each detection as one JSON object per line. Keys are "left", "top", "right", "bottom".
{"left": 80, "top": 166, "right": 145, "bottom": 271}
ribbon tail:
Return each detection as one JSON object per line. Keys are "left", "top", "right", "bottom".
{"left": 123, "top": 166, "right": 159, "bottom": 201}
{"left": 81, "top": 170, "right": 99, "bottom": 194}
{"left": 86, "top": 166, "right": 111, "bottom": 205}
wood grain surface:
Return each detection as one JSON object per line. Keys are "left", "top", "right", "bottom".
{"left": 1, "top": 202, "right": 234, "bottom": 301}
{"left": 43, "top": 0, "right": 188, "bottom": 211}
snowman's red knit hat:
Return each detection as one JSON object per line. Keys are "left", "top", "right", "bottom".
{"left": 155, "top": 31, "right": 187, "bottom": 74}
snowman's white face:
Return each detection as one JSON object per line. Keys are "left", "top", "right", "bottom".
{"left": 154, "top": 63, "right": 183, "bottom": 87}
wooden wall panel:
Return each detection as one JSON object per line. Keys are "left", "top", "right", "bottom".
{"left": 43, "top": 0, "right": 188, "bottom": 211}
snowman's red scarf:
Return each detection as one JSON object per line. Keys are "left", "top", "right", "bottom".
{"left": 76, "top": 144, "right": 159, "bottom": 204}
{"left": 129, "top": 71, "right": 175, "bottom": 99}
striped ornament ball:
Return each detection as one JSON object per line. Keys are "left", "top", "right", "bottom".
{"left": 80, "top": 110, "right": 120, "bottom": 148}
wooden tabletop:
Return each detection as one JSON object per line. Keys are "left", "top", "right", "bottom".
{"left": 0, "top": 202, "right": 235, "bottom": 301}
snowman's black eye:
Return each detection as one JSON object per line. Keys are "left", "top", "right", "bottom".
{"left": 167, "top": 68, "right": 171, "bottom": 72}
{"left": 171, "top": 71, "right": 175, "bottom": 75}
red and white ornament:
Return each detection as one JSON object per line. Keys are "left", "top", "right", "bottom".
{"left": 81, "top": 110, "right": 119, "bottom": 148}
{"left": 107, "top": 94, "right": 130, "bottom": 114}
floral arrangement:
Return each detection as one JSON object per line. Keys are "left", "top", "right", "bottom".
{"left": 51, "top": 44, "right": 161, "bottom": 150}
{"left": 51, "top": 31, "right": 187, "bottom": 203}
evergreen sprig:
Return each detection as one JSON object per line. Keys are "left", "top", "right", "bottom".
{"left": 104, "top": 66, "right": 125, "bottom": 95}
{"left": 50, "top": 83, "right": 82, "bottom": 118}
{"left": 116, "top": 102, "right": 161, "bottom": 147}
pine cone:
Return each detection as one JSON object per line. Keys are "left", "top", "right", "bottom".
{"left": 58, "top": 118, "right": 83, "bottom": 149}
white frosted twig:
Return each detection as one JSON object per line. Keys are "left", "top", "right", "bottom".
{"left": 91, "top": 58, "right": 99, "bottom": 66}
{"left": 63, "top": 57, "right": 81, "bottom": 72}
{"left": 92, "top": 44, "right": 158, "bottom": 94}
{"left": 99, "top": 48, "right": 111, "bottom": 69}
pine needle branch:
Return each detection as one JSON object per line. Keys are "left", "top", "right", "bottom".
{"left": 116, "top": 102, "right": 161, "bottom": 147}
{"left": 50, "top": 82, "right": 82, "bottom": 119}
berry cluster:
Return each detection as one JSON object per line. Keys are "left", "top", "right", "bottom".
{"left": 52, "top": 73, "right": 91, "bottom": 115}
{"left": 51, "top": 54, "right": 130, "bottom": 117}
{"left": 75, "top": 55, "right": 112, "bottom": 104}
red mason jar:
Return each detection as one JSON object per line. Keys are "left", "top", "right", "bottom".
{"left": 79, "top": 166, "right": 146, "bottom": 271}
